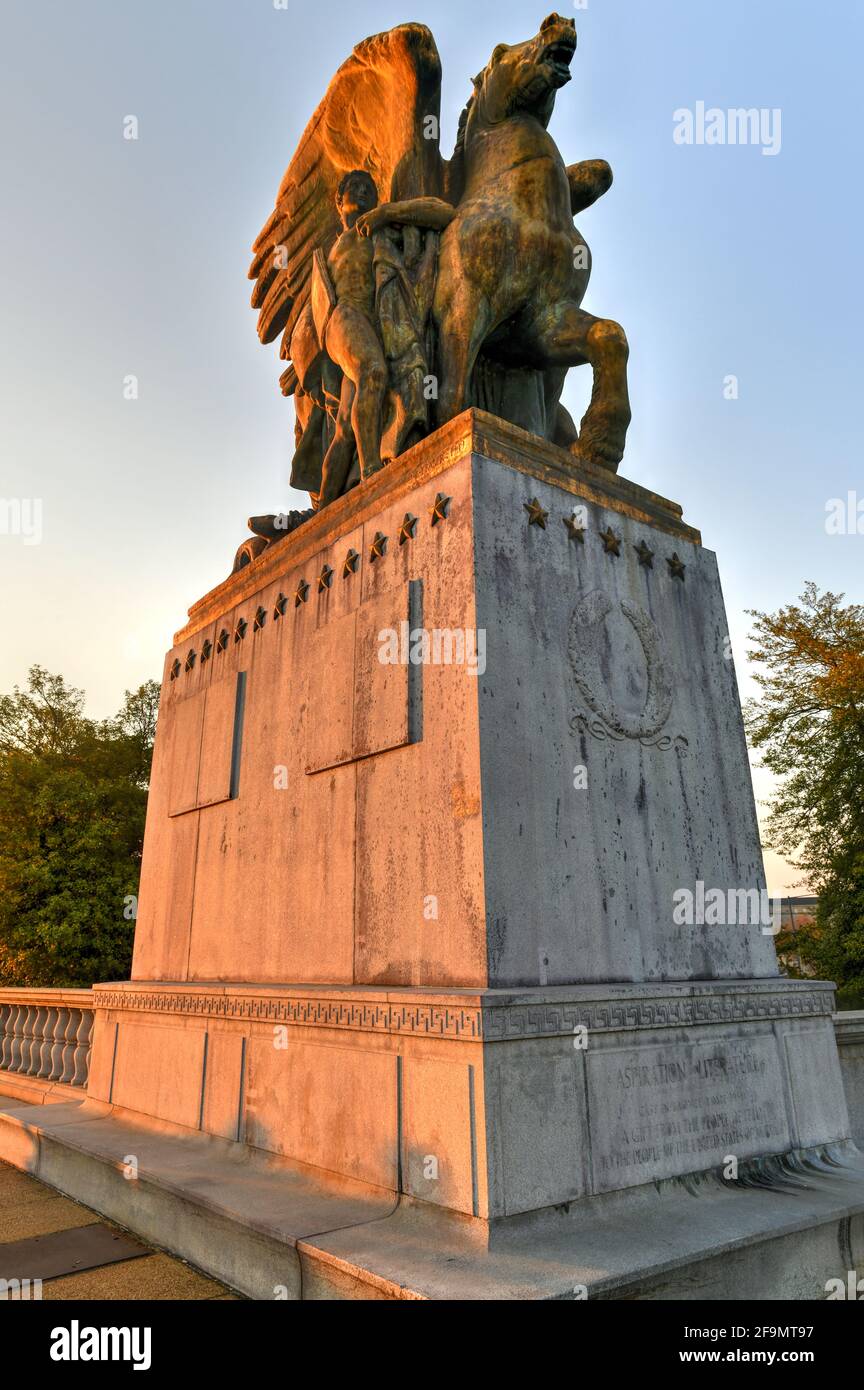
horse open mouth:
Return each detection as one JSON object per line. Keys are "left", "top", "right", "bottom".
{"left": 543, "top": 37, "right": 576, "bottom": 83}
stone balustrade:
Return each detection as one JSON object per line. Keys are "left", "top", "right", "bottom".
{"left": 0, "top": 986, "right": 861, "bottom": 1145}
{"left": 834, "top": 1010, "right": 864, "bottom": 1148}
{"left": 0, "top": 989, "right": 93, "bottom": 1089}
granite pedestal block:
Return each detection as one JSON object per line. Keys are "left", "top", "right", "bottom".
{"left": 131, "top": 409, "right": 774, "bottom": 994}
{"left": 73, "top": 413, "right": 858, "bottom": 1288}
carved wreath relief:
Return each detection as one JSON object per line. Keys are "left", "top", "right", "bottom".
{"left": 568, "top": 589, "right": 688, "bottom": 751}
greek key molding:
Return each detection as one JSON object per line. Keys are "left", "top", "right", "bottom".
{"left": 482, "top": 989, "right": 833, "bottom": 1040}
{"left": 93, "top": 984, "right": 833, "bottom": 1041}
{"left": 93, "top": 990, "right": 482, "bottom": 1039}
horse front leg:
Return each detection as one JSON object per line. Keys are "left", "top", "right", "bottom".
{"left": 531, "top": 304, "right": 631, "bottom": 471}
{"left": 432, "top": 265, "right": 493, "bottom": 428}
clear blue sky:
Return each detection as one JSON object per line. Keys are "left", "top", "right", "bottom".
{"left": 1, "top": 0, "right": 861, "bottom": 891}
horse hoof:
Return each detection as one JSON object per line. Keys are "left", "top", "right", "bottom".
{"left": 232, "top": 535, "right": 270, "bottom": 573}
{"left": 570, "top": 437, "right": 623, "bottom": 474}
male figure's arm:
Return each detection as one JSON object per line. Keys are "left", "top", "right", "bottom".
{"left": 356, "top": 196, "right": 456, "bottom": 238}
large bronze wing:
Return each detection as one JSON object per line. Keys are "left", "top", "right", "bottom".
{"left": 249, "top": 23, "right": 446, "bottom": 362}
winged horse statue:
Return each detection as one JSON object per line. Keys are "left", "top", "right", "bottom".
{"left": 241, "top": 14, "right": 630, "bottom": 564}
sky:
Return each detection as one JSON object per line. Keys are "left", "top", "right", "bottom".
{"left": 0, "top": 0, "right": 861, "bottom": 894}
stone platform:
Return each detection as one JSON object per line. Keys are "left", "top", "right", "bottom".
{"left": 6, "top": 410, "right": 860, "bottom": 1297}
{"left": 84, "top": 978, "right": 848, "bottom": 1222}
{"left": 132, "top": 408, "right": 773, "bottom": 993}
{"left": 1, "top": 1089, "right": 862, "bottom": 1300}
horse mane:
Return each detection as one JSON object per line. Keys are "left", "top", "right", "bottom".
{"left": 446, "top": 90, "right": 475, "bottom": 204}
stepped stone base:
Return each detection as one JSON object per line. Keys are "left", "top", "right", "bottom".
{"left": 0, "top": 1087, "right": 861, "bottom": 1300}
{"left": 83, "top": 977, "right": 848, "bottom": 1223}
{"left": 9, "top": 413, "right": 856, "bottom": 1296}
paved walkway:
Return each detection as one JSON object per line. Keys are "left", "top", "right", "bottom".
{"left": 0, "top": 1160, "right": 238, "bottom": 1299}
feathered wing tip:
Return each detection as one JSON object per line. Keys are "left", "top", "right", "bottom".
{"left": 248, "top": 23, "right": 447, "bottom": 355}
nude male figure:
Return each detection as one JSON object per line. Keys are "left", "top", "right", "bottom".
{"left": 316, "top": 170, "right": 387, "bottom": 504}
{"left": 316, "top": 170, "right": 455, "bottom": 505}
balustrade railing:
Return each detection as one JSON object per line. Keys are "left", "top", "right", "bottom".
{"left": 0, "top": 989, "right": 93, "bottom": 1089}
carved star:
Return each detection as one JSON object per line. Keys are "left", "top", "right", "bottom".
{"left": 273, "top": 592, "right": 287, "bottom": 619}
{"left": 294, "top": 578, "right": 310, "bottom": 606}
{"left": 563, "top": 514, "right": 586, "bottom": 543}
{"left": 317, "top": 564, "right": 334, "bottom": 592}
{"left": 634, "top": 540, "right": 654, "bottom": 568}
{"left": 201, "top": 638, "right": 213, "bottom": 663}
{"left": 234, "top": 618, "right": 248, "bottom": 642}
{"left": 430, "top": 493, "right": 451, "bottom": 526}
{"left": 170, "top": 658, "right": 181, "bottom": 681}
{"left": 342, "top": 548, "right": 359, "bottom": 578}
{"left": 398, "top": 513, "right": 418, "bottom": 545}
{"left": 253, "top": 606, "right": 267, "bottom": 631}
{"left": 600, "top": 526, "right": 620, "bottom": 556}
{"left": 216, "top": 629, "right": 229, "bottom": 653}
{"left": 184, "top": 649, "right": 196, "bottom": 672}
{"left": 524, "top": 497, "right": 549, "bottom": 529}
{"left": 667, "top": 552, "right": 686, "bottom": 581}
{"left": 369, "top": 531, "right": 388, "bottom": 562}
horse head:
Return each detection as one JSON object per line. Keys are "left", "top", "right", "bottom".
{"left": 468, "top": 13, "right": 577, "bottom": 133}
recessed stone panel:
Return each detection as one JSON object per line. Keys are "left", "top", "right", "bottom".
{"left": 304, "top": 609, "right": 356, "bottom": 773}
{"left": 245, "top": 1037, "right": 399, "bottom": 1189}
{"left": 497, "top": 1055, "right": 587, "bottom": 1215}
{"left": 402, "top": 1056, "right": 476, "bottom": 1215}
{"left": 111, "top": 1022, "right": 206, "bottom": 1131}
{"left": 197, "top": 673, "right": 244, "bottom": 808}
{"left": 587, "top": 1032, "right": 789, "bottom": 1193}
{"left": 784, "top": 1026, "right": 851, "bottom": 1149}
{"left": 201, "top": 1030, "right": 246, "bottom": 1140}
{"left": 168, "top": 690, "right": 206, "bottom": 816}
{"left": 352, "top": 582, "right": 413, "bottom": 760}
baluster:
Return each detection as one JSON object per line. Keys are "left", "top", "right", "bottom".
{"left": 72, "top": 1011, "right": 93, "bottom": 1087}
{"left": 8, "top": 1006, "right": 25, "bottom": 1072}
{"left": 12, "top": 1005, "right": 26, "bottom": 1073}
{"left": 20, "top": 1006, "right": 37, "bottom": 1074}
{"left": 35, "top": 1007, "right": 52, "bottom": 1078}
{"left": 60, "top": 1009, "right": 79, "bottom": 1085}
{"left": 49, "top": 1008, "right": 69, "bottom": 1082}
{"left": 0, "top": 1005, "right": 10, "bottom": 1070}
{"left": 36, "top": 1007, "right": 47, "bottom": 1074}
{"left": 42, "top": 1007, "right": 58, "bottom": 1078}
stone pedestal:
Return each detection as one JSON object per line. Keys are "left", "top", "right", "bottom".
{"left": 86, "top": 410, "right": 853, "bottom": 1253}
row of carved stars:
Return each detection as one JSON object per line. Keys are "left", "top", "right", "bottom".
{"left": 169, "top": 492, "right": 453, "bottom": 681}
{"left": 523, "top": 497, "right": 687, "bottom": 579}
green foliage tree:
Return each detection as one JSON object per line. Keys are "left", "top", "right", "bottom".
{"left": 0, "top": 667, "right": 159, "bottom": 986}
{"left": 744, "top": 583, "right": 864, "bottom": 1001}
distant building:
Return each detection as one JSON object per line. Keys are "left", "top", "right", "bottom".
{"left": 776, "top": 896, "right": 819, "bottom": 977}
{"left": 777, "top": 896, "right": 819, "bottom": 933}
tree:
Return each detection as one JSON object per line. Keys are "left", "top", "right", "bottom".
{"left": 0, "top": 667, "right": 159, "bottom": 987}
{"left": 744, "top": 583, "right": 864, "bottom": 1001}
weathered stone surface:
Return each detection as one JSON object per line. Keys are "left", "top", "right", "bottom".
{"left": 472, "top": 456, "right": 776, "bottom": 986}
{"left": 134, "top": 413, "right": 771, "bottom": 994}
{"left": 88, "top": 415, "right": 858, "bottom": 1282}
{"left": 1, "top": 1081, "right": 861, "bottom": 1301}
{"left": 587, "top": 1034, "right": 789, "bottom": 1192}
{"left": 84, "top": 978, "right": 849, "bottom": 1221}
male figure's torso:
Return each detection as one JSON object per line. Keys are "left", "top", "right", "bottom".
{"left": 327, "top": 229, "right": 376, "bottom": 319}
